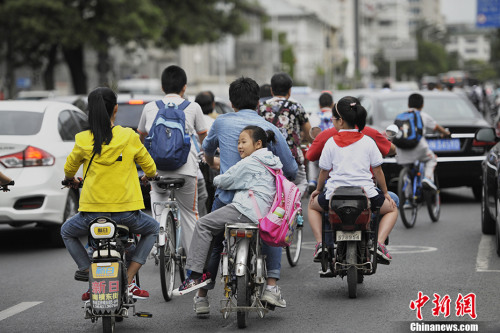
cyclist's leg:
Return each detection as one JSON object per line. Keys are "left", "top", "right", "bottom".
{"left": 374, "top": 193, "right": 398, "bottom": 245}
{"left": 185, "top": 204, "right": 244, "bottom": 276}
{"left": 293, "top": 163, "right": 308, "bottom": 196}
{"left": 422, "top": 148, "right": 437, "bottom": 181}
{"left": 172, "top": 175, "right": 198, "bottom": 255}
{"left": 262, "top": 241, "right": 282, "bottom": 285}
{"left": 113, "top": 211, "right": 159, "bottom": 284}
{"left": 61, "top": 212, "right": 99, "bottom": 271}
{"left": 198, "top": 196, "right": 227, "bottom": 296}
{"left": 197, "top": 173, "right": 208, "bottom": 217}
{"left": 308, "top": 192, "right": 326, "bottom": 243}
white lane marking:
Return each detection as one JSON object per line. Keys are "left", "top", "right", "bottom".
{"left": 387, "top": 245, "right": 437, "bottom": 254}
{"left": 476, "top": 234, "right": 500, "bottom": 272}
{"left": 0, "top": 302, "right": 43, "bottom": 322}
{"left": 291, "top": 242, "right": 438, "bottom": 254}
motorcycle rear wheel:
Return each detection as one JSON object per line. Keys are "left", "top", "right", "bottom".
{"left": 346, "top": 241, "right": 358, "bottom": 298}
{"left": 236, "top": 270, "right": 250, "bottom": 328}
{"left": 102, "top": 316, "right": 115, "bottom": 333}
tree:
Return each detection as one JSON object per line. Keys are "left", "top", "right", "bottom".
{"left": 1, "top": 0, "right": 252, "bottom": 96}
{"left": 152, "top": 0, "right": 251, "bottom": 49}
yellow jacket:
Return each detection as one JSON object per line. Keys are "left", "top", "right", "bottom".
{"left": 64, "top": 126, "right": 156, "bottom": 212}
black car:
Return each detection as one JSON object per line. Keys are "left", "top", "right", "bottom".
{"left": 357, "top": 91, "right": 494, "bottom": 199}
{"left": 476, "top": 128, "right": 500, "bottom": 256}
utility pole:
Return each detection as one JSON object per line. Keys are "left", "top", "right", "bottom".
{"left": 354, "top": 0, "right": 360, "bottom": 79}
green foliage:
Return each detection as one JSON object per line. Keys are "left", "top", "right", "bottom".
{"left": 374, "top": 37, "right": 450, "bottom": 80}
{"left": 152, "top": 0, "right": 251, "bottom": 49}
{"left": 490, "top": 28, "right": 500, "bottom": 77}
{"left": 464, "top": 59, "right": 497, "bottom": 82}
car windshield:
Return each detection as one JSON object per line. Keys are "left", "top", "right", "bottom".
{"left": 0, "top": 111, "right": 44, "bottom": 135}
{"left": 378, "top": 96, "right": 478, "bottom": 122}
{"left": 115, "top": 104, "right": 143, "bottom": 129}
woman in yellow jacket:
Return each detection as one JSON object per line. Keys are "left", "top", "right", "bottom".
{"left": 61, "top": 87, "right": 158, "bottom": 301}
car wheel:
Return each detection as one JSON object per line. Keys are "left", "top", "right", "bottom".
{"left": 48, "top": 189, "right": 79, "bottom": 247}
{"left": 481, "top": 186, "right": 495, "bottom": 235}
{"left": 496, "top": 222, "right": 500, "bottom": 257}
{"left": 472, "top": 185, "right": 482, "bottom": 202}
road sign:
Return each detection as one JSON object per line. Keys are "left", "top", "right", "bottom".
{"left": 477, "top": 0, "right": 500, "bottom": 28}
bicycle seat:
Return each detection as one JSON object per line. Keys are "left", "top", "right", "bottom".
{"left": 156, "top": 177, "right": 185, "bottom": 190}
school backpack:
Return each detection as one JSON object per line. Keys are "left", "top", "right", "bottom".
{"left": 392, "top": 110, "right": 423, "bottom": 149}
{"left": 145, "top": 100, "right": 192, "bottom": 171}
{"left": 249, "top": 162, "right": 302, "bottom": 247}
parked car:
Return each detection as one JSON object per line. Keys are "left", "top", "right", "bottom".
{"left": 0, "top": 101, "right": 88, "bottom": 246}
{"left": 356, "top": 91, "right": 494, "bottom": 199}
{"left": 475, "top": 127, "right": 500, "bottom": 256}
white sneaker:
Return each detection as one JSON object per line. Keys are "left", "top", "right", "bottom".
{"left": 422, "top": 178, "right": 437, "bottom": 192}
{"left": 193, "top": 296, "right": 210, "bottom": 315}
{"left": 261, "top": 286, "right": 286, "bottom": 308}
{"left": 148, "top": 246, "right": 158, "bottom": 260}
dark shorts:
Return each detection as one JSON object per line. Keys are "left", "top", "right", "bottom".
{"left": 318, "top": 188, "right": 385, "bottom": 211}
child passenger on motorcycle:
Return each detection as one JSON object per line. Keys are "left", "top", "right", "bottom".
{"left": 61, "top": 87, "right": 159, "bottom": 301}
{"left": 308, "top": 96, "right": 398, "bottom": 262}
{"left": 175, "top": 125, "right": 287, "bottom": 308}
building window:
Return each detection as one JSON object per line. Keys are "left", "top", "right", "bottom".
{"left": 379, "top": 20, "right": 392, "bottom": 26}
{"left": 465, "top": 48, "right": 476, "bottom": 54}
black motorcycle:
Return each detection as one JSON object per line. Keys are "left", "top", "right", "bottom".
{"left": 319, "top": 186, "right": 386, "bottom": 298}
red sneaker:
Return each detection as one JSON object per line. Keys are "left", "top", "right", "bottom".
{"left": 82, "top": 290, "right": 90, "bottom": 301}
{"left": 128, "top": 283, "right": 149, "bottom": 299}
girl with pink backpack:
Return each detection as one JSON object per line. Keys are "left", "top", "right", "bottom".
{"left": 174, "top": 125, "right": 287, "bottom": 308}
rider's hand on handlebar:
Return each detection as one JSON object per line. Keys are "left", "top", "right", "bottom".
{"left": 141, "top": 172, "right": 159, "bottom": 183}
{"left": 62, "top": 177, "right": 82, "bottom": 189}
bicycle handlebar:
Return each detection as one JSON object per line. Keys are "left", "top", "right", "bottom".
{"left": 61, "top": 178, "right": 83, "bottom": 188}
{"left": 1, "top": 180, "right": 14, "bottom": 192}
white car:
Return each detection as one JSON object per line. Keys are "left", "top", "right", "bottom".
{"left": 0, "top": 101, "right": 87, "bottom": 246}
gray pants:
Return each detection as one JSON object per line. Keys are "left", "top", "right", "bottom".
{"left": 186, "top": 204, "right": 253, "bottom": 274}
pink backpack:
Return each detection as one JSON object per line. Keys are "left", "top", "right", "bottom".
{"left": 249, "top": 163, "right": 302, "bottom": 247}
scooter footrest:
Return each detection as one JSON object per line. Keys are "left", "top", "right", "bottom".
{"left": 135, "top": 312, "right": 153, "bottom": 318}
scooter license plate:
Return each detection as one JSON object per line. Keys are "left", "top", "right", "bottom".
{"left": 336, "top": 231, "right": 361, "bottom": 241}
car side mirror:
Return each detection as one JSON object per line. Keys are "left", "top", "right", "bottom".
{"left": 475, "top": 128, "right": 498, "bottom": 142}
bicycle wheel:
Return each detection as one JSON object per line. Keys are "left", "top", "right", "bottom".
{"left": 397, "top": 167, "right": 418, "bottom": 228}
{"left": 159, "top": 211, "right": 176, "bottom": 302}
{"left": 286, "top": 226, "right": 303, "bottom": 267}
{"left": 425, "top": 174, "right": 441, "bottom": 222}
{"left": 346, "top": 241, "right": 357, "bottom": 298}
{"left": 236, "top": 259, "right": 251, "bottom": 328}
{"left": 102, "top": 316, "right": 115, "bottom": 333}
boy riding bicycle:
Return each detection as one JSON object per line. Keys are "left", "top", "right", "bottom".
{"left": 395, "top": 93, "right": 450, "bottom": 192}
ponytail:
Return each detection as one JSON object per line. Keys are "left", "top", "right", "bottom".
{"left": 87, "top": 87, "right": 117, "bottom": 155}
{"left": 242, "top": 125, "right": 275, "bottom": 148}
{"left": 335, "top": 96, "right": 367, "bottom": 131}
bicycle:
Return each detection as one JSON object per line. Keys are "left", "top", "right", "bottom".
{"left": 397, "top": 160, "right": 441, "bottom": 228}
{"left": 285, "top": 212, "right": 303, "bottom": 267}
{"left": 150, "top": 176, "right": 186, "bottom": 302}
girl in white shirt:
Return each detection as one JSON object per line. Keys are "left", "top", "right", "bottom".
{"left": 308, "top": 96, "right": 398, "bottom": 262}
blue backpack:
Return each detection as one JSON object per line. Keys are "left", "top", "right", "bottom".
{"left": 145, "top": 100, "right": 192, "bottom": 171}
{"left": 393, "top": 110, "right": 423, "bottom": 149}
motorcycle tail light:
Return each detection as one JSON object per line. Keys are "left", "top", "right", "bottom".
{"left": 0, "top": 146, "right": 55, "bottom": 168}
{"left": 230, "top": 229, "right": 253, "bottom": 238}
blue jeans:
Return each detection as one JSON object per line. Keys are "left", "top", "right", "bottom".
{"left": 203, "top": 197, "right": 282, "bottom": 290}
{"left": 61, "top": 211, "right": 159, "bottom": 271}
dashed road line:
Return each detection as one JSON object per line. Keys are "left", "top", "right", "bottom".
{"left": 0, "top": 302, "right": 43, "bottom": 322}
